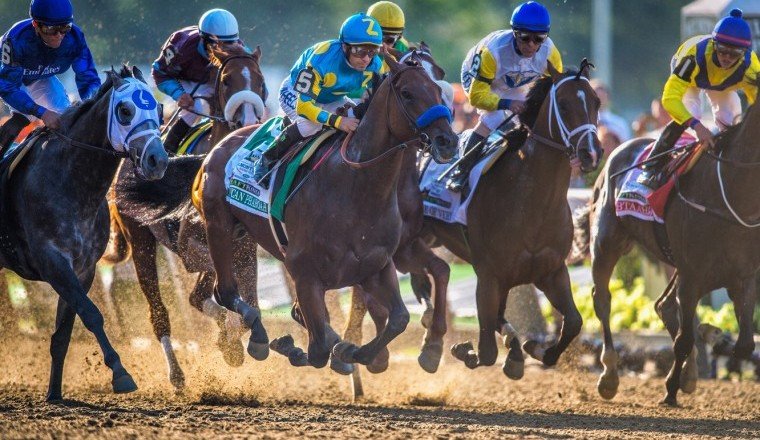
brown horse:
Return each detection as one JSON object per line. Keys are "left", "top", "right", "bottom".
{"left": 574, "top": 82, "right": 760, "bottom": 406}
{"left": 409, "top": 61, "right": 601, "bottom": 378}
{"left": 196, "top": 54, "right": 457, "bottom": 370}
{"left": 102, "top": 45, "right": 267, "bottom": 389}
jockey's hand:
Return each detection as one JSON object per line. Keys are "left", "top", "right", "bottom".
{"left": 41, "top": 109, "right": 62, "bottom": 130}
{"left": 509, "top": 100, "right": 527, "bottom": 115}
{"left": 338, "top": 116, "right": 360, "bottom": 133}
{"left": 335, "top": 102, "right": 356, "bottom": 117}
{"left": 694, "top": 123, "right": 715, "bottom": 150}
{"left": 177, "top": 93, "right": 194, "bottom": 109}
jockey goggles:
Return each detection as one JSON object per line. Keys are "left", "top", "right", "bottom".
{"left": 36, "top": 22, "right": 72, "bottom": 36}
{"left": 714, "top": 41, "right": 746, "bottom": 59}
{"left": 382, "top": 34, "right": 400, "bottom": 45}
{"left": 513, "top": 30, "right": 548, "bottom": 45}
{"left": 349, "top": 45, "right": 379, "bottom": 59}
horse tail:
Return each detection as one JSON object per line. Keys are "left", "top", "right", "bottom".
{"left": 101, "top": 199, "right": 132, "bottom": 265}
{"left": 568, "top": 203, "right": 591, "bottom": 264}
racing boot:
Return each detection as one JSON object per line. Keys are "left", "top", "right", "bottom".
{"left": 0, "top": 113, "right": 30, "bottom": 158}
{"left": 446, "top": 131, "right": 486, "bottom": 192}
{"left": 162, "top": 119, "right": 192, "bottom": 154}
{"left": 637, "top": 120, "right": 687, "bottom": 189}
{"left": 252, "top": 123, "right": 304, "bottom": 188}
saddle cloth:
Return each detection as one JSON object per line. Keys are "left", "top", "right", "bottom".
{"left": 615, "top": 133, "right": 701, "bottom": 223}
{"left": 175, "top": 119, "right": 212, "bottom": 155}
{"left": 419, "top": 137, "right": 508, "bottom": 225}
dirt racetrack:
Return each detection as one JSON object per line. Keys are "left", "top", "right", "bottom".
{"left": 0, "top": 321, "right": 759, "bottom": 439}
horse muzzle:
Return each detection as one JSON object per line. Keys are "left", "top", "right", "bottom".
{"left": 131, "top": 136, "right": 168, "bottom": 180}
{"left": 429, "top": 129, "right": 458, "bottom": 164}
{"left": 576, "top": 136, "right": 602, "bottom": 173}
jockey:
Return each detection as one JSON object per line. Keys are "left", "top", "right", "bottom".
{"left": 368, "top": 1, "right": 411, "bottom": 54}
{"left": 0, "top": 0, "right": 100, "bottom": 155}
{"left": 638, "top": 8, "right": 760, "bottom": 188}
{"left": 447, "top": 1, "right": 562, "bottom": 192}
{"left": 152, "top": 8, "right": 249, "bottom": 153}
{"left": 251, "top": 13, "right": 384, "bottom": 186}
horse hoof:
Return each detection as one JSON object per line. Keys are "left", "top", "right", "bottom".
{"left": 169, "top": 369, "right": 186, "bottom": 390}
{"left": 680, "top": 352, "right": 698, "bottom": 394}
{"left": 420, "top": 308, "right": 434, "bottom": 329}
{"left": 502, "top": 358, "right": 524, "bottom": 380}
{"left": 330, "top": 354, "right": 355, "bottom": 375}
{"left": 247, "top": 341, "right": 270, "bottom": 361}
{"left": 45, "top": 391, "right": 63, "bottom": 403}
{"left": 288, "top": 349, "right": 309, "bottom": 367}
{"left": 597, "top": 373, "right": 619, "bottom": 400}
{"left": 522, "top": 340, "right": 545, "bottom": 362}
{"left": 366, "top": 348, "right": 389, "bottom": 374}
{"left": 418, "top": 341, "right": 443, "bottom": 374}
{"left": 451, "top": 341, "right": 478, "bottom": 369}
{"left": 332, "top": 341, "right": 358, "bottom": 364}
{"left": 270, "top": 334, "right": 296, "bottom": 356}
{"left": 112, "top": 372, "right": 138, "bottom": 394}
{"left": 659, "top": 395, "right": 679, "bottom": 407}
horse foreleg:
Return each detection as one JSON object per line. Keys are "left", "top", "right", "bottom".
{"left": 531, "top": 265, "right": 582, "bottom": 367}
{"left": 662, "top": 279, "right": 701, "bottom": 407}
{"left": 130, "top": 227, "right": 184, "bottom": 390}
{"left": 292, "top": 278, "right": 330, "bottom": 368}
{"left": 46, "top": 297, "right": 76, "bottom": 401}
{"left": 450, "top": 274, "right": 499, "bottom": 369}
{"left": 334, "top": 262, "right": 409, "bottom": 367}
{"left": 362, "top": 290, "right": 390, "bottom": 374}
{"left": 656, "top": 274, "right": 699, "bottom": 393}
{"left": 728, "top": 277, "right": 757, "bottom": 360}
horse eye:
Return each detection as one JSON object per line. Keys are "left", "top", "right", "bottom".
{"left": 117, "top": 102, "right": 135, "bottom": 125}
{"left": 401, "top": 90, "right": 413, "bottom": 100}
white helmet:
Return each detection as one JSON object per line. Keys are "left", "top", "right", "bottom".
{"left": 199, "top": 8, "right": 239, "bottom": 42}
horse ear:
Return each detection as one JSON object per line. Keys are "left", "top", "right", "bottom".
{"left": 252, "top": 45, "right": 262, "bottom": 61}
{"left": 107, "top": 67, "right": 124, "bottom": 87}
{"left": 420, "top": 41, "right": 430, "bottom": 52}
{"left": 119, "top": 64, "right": 131, "bottom": 78}
{"left": 132, "top": 65, "right": 146, "bottom": 82}
{"left": 547, "top": 61, "right": 561, "bottom": 81}
{"left": 580, "top": 58, "right": 595, "bottom": 79}
{"left": 381, "top": 48, "right": 400, "bottom": 73}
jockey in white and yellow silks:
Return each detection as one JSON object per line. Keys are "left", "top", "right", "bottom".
{"left": 252, "top": 13, "right": 383, "bottom": 186}
{"left": 639, "top": 8, "right": 760, "bottom": 188}
{"left": 447, "top": 1, "right": 562, "bottom": 192}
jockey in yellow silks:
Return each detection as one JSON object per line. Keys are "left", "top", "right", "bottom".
{"left": 638, "top": 8, "right": 760, "bottom": 188}
{"left": 447, "top": 1, "right": 563, "bottom": 192}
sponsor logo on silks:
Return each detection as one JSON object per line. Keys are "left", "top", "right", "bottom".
{"left": 504, "top": 70, "right": 539, "bottom": 88}
{"left": 132, "top": 89, "right": 157, "bottom": 110}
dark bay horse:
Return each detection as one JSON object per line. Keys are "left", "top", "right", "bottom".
{"left": 103, "top": 46, "right": 267, "bottom": 389}
{"left": 0, "top": 66, "right": 168, "bottom": 401}
{"left": 342, "top": 45, "right": 454, "bottom": 381}
{"left": 574, "top": 84, "right": 760, "bottom": 406}
{"left": 196, "top": 54, "right": 457, "bottom": 371}
{"left": 410, "top": 61, "right": 602, "bottom": 378}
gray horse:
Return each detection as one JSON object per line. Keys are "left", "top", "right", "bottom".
{"left": 0, "top": 66, "right": 168, "bottom": 401}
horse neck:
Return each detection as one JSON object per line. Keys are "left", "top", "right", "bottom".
{"left": 343, "top": 86, "right": 408, "bottom": 201}
{"left": 50, "top": 103, "right": 121, "bottom": 209}
{"left": 210, "top": 120, "right": 231, "bottom": 145}
{"left": 520, "top": 103, "right": 573, "bottom": 195}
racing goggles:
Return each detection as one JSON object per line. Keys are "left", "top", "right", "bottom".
{"left": 383, "top": 34, "right": 401, "bottom": 45}
{"left": 349, "top": 45, "right": 379, "bottom": 59}
{"left": 513, "top": 30, "right": 548, "bottom": 45}
{"left": 36, "top": 22, "right": 72, "bottom": 36}
{"left": 714, "top": 41, "right": 746, "bottom": 59}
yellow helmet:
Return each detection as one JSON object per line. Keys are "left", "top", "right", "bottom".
{"left": 367, "top": 1, "right": 405, "bottom": 34}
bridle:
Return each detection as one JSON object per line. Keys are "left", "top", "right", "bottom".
{"left": 340, "top": 63, "right": 452, "bottom": 169}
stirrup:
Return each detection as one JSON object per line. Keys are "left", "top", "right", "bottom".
{"left": 636, "top": 170, "right": 660, "bottom": 189}
{"left": 446, "top": 171, "right": 467, "bottom": 192}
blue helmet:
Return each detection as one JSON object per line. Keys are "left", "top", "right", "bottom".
{"left": 30, "top": 0, "right": 73, "bottom": 25}
{"left": 713, "top": 8, "right": 752, "bottom": 49}
{"left": 339, "top": 13, "right": 383, "bottom": 46}
{"left": 510, "top": 1, "right": 550, "bottom": 33}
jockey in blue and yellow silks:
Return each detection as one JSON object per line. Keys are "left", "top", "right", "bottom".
{"left": 0, "top": 0, "right": 100, "bottom": 156}
{"left": 252, "top": 13, "right": 384, "bottom": 185}
{"left": 447, "top": 1, "right": 563, "bottom": 192}
{"left": 639, "top": 8, "right": 760, "bottom": 188}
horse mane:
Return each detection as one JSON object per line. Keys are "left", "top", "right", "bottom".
{"left": 519, "top": 68, "right": 582, "bottom": 129}
{"left": 58, "top": 74, "right": 115, "bottom": 131}
{"left": 208, "top": 44, "right": 251, "bottom": 68}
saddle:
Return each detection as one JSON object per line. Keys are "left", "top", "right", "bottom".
{"left": 174, "top": 120, "right": 212, "bottom": 155}
{"left": 646, "top": 135, "right": 704, "bottom": 219}
{"left": 0, "top": 128, "right": 47, "bottom": 279}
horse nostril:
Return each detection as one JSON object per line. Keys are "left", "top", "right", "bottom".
{"left": 435, "top": 135, "right": 448, "bottom": 146}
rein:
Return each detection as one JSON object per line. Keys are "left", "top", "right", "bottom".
{"left": 340, "top": 65, "right": 450, "bottom": 169}
{"left": 50, "top": 129, "right": 129, "bottom": 158}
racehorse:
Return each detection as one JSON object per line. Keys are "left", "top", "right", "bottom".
{"left": 0, "top": 65, "right": 168, "bottom": 401}
{"left": 103, "top": 46, "right": 267, "bottom": 389}
{"left": 411, "top": 61, "right": 601, "bottom": 378}
{"left": 195, "top": 53, "right": 458, "bottom": 371}
{"left": 573, "top": 79, "right": 760, "bottom": 406}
